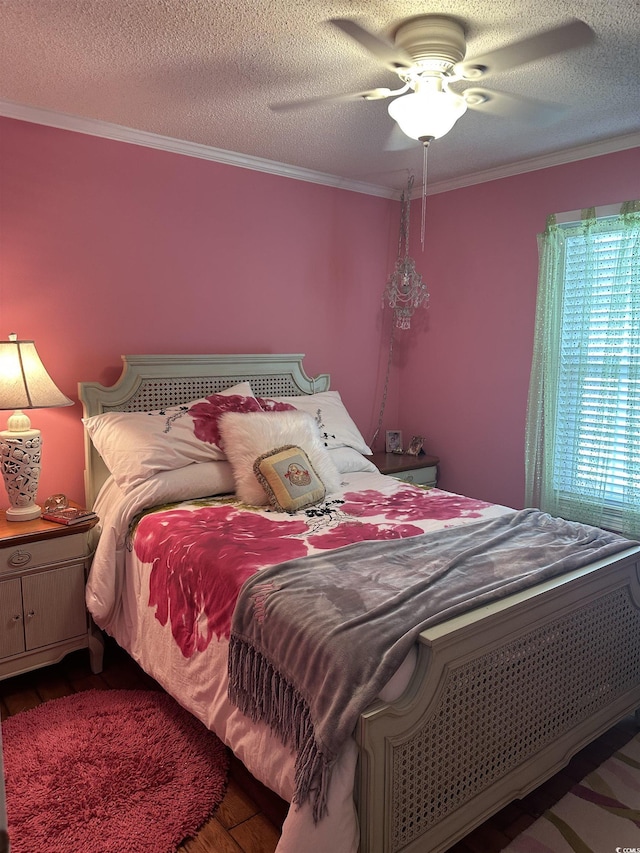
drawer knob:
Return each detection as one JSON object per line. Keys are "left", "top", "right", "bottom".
{"left": 8, "top": 549, "right": 32, "bottom": 568}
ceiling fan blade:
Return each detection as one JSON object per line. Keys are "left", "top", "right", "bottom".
{"left": 464, "top": 87, "right": 567, "bottom": 124}
{"left": 457, "top": 18, "right": 594, "bottom": 78}
{"left": 270, "top": 87, "right": 396, "bottom": 112}
{"left": 329, "top": 18, "right": 414, "bottom": 71}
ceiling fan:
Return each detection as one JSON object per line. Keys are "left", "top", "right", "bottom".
{"left": 273, "top": 15, "right": 595, "bottom": 146}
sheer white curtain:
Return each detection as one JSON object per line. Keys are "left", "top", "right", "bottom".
{"left": 525, "top": 201, "right": 640, "bottom": 537}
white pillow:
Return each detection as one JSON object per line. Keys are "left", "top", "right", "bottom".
{"left": 94, "top": 462, "right": 236, "bottom": 521}
{"left": 328, "top": 447, "right": 377, "bottom": 474}
{"left": 83, "top": 382, "right": 259, "bottom": 493}
{"left": 219, "top": 410, "right": 341, "bottom": 506}
{"left": 266, "top": 391, "right": 372, "bottom": 455}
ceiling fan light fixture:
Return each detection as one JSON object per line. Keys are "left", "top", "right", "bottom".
{"left": 387, "top": 87, "right": 468, "bottom": 142}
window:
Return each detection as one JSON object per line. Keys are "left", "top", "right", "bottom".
{"left": 525, "top": 202, "right": 640, "bottom": 537}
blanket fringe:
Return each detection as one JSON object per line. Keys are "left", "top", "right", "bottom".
{"left": 228, "top": 634, "right": 331, "bottom": 822}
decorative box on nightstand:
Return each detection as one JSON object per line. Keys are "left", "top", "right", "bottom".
{"left": 371, "top": 452, "right": 440, "bottom": 487}
{"left": 0, "top": 506, "right": 103, "bottom": 680}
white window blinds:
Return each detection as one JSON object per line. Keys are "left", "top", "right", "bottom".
{"left": 525, "top": 202, "right": 640, "bottom": 537}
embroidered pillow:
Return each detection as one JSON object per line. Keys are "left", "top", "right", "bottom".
{"left": 219, "top": 410, "right": 341, "bottom": 506}
{"left": 254, "top": 445, "right": 325, "bottom": 512}
{"left": 264, "top": 391, "right": 372, "bottom": 455}
{"left": 83, "top": 382, "right": 260, "bottom": 493}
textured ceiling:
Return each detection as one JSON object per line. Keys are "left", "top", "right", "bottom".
{"left": 1, "top": 0, "right": 639, "bottom": 195}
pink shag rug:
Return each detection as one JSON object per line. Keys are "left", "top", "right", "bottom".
{"left": 2, "top": 689, "right": 230, "bottom": 853}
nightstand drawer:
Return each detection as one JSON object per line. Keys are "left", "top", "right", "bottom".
{"left": 0, "top": 534, "right": 86, "bottom": 574}
{"left": 393, "top": 465, "right": 437, "bottom": 487}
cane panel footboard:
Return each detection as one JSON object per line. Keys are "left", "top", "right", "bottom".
{"left": 357, "top": 549, "right": 640, "bottom": 853}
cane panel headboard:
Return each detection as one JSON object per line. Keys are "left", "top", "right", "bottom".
{"left": 78, "top": 353, "right": 330, "bottom": 508}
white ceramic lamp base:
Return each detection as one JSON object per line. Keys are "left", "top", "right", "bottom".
{"left": 0, "top": 427, "right": 42, "bottom": 521}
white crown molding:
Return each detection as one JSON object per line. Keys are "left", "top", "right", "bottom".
{"left": 425, "top": 132, "right": 640, "bottom": 196}
{"left": 1, "top": 99, "right": 637, "bottom": 200}
{"left": 0, "top": 99, "right": 394, "bottom": 199}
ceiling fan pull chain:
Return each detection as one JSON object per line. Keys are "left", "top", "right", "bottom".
{"left": 421, "top": 142, "right": 429, "bottom": 252}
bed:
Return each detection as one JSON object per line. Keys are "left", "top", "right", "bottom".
{"left": 78, "top": 353, "right": 640, "bottom": 853}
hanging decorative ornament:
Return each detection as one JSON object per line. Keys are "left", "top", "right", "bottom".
{"left": 384, "top": 175, "right": 429, "bottom": 330}
{"left": 371, "top": 176, "right": 430, "bottom": 450}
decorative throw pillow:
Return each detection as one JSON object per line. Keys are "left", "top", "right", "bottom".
{"left": 83, "top": 381, "right": 260, "bottom": 493}
{"left": 219, "top": 410, "right": 341, "bottom": 506}
{"left": 254, "top": 446, "right": 326, "bottom": 512}
{"left": 264, "top": 391, "right": 372, "bottom": 455}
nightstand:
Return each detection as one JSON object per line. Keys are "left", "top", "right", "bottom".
{"left": 371, "top": 452, "right": 440, "bottom": 487}
{"left": 0, "top": 507, "right": 103, "bottom": 680}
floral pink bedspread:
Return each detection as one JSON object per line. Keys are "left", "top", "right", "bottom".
{"left": 131, "top": 482, "right": 507, "bottom": 659}
{"left": 85, "top": 470, "right": 512, "bottom": 853}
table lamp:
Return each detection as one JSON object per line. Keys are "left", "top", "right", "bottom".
{"left": 0, "top": 334, "right": 73, "bottom": 521}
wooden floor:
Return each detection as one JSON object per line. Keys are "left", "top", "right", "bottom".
{"left": 1, "top": 638, "right": 636, "bottom": 853}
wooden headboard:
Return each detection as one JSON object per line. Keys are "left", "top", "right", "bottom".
{"left": 78, "top": 353, "right": 330, "bottom": 508}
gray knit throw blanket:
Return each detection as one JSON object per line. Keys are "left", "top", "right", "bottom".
{"left": 227, "top": 508, "right": 635, "bottom": 821}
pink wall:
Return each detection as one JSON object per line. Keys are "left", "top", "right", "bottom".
{"left": 399, "top": 147, "right": 640, "bottom": 509}
{"left": 1, "top": 114, "right": 637, "bottom": 513}
{"left": 0, "top": 116, "right": 400, "bottom": 505}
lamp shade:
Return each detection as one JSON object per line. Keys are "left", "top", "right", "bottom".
{"left": 0, "top": 335, "right": 73, "bottom": 520}
{"left": 388, "top": 87, "right": 467, "bottom": 142}
{"left": 0, "top": 336, "right": 72, "bottom": 413}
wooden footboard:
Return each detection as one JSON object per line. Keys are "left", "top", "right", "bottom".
{"left": 356, "top": 546, "right": 640, "bottom": 853}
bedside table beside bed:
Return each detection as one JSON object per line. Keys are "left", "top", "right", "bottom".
{"left": 370, "top": 451, "right": 439, "bottom": 487}
{"left": 0, "top": 507, "right": 103, "bottom": 680}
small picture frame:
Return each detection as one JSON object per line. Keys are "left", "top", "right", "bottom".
{"left": 386, "top": 430, "right": 403, "bottom": 454}
{"left": 406, "top": 435, "right": 424, "bottom": 456}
